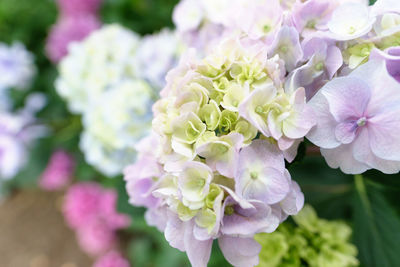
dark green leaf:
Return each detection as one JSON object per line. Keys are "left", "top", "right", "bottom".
{"left": 352, "top": 175, "right": 400, "bottom": 267}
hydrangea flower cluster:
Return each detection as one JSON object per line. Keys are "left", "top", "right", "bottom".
{"left": 255, "top": 205, "right": 359, "bottom": 267}
{"left": 46, "top": 0, "right": 102, "bottom": 63}
{"left": 56, "top": 24, "right": 183, "bottom": 176}
{"left": 63, "top": 182, "right": 130, "bottom": 256}
{"left": 124, "top": 37, "right": 312, "bottom": 267}
{"left": 172, "top": 0, "right": 400, "bottom": 175}
{"left": 124, "top": 0, "right": 400, "bottom": 265}
{"left": 56, "top": 24, "right": 141, "bottom": 114}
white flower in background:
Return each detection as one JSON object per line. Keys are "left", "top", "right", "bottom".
{"left": 0, "top": 93, "right": 47, "bottom": 180}
{"left": 0, "top": 42, "right": 36, "bottom": 91}
{"left": 56, "top": 24, "right": 140, "bottom": 114}
{"left": 134, "top": 29, "right": 183, "bottom": 90}
{"left": 81, "top": 79, "right": 154, "bottom": 176}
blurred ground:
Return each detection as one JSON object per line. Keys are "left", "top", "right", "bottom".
{"left": 0, "top": 190, "right": 93, "bottom": 267}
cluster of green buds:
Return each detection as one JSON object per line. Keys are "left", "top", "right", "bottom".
{"left": 255, "top": 205, "right": 359, "bottom": 267}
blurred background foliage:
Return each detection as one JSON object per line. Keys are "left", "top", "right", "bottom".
{"left": 0, "top": 0, "right": 399, "bottom": 266}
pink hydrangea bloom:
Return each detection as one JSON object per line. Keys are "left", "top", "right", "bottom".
{"left": 77, "top": 218, "right": 117, "bottom": 256}
{"left": 57, "top": 0, "right": 102, "bottom": 17}
{"left": 63, "top": 182, "right": 131, "bottom": 256}
{"left": 39, "top": 150, "right": 75, "bottom": 191}
{"left": 307, "top": 59, "right": 400, "bottom": 174}
{"left": 63, "top": 182, "right": 104, "bottom": 229}
{"left": 94, "top": 251, "right": 130, "bottom": 267}
{"left": 63, "top": 182, "right": 130, "bottom": 229}
{"left": 46, "top": 15, "right": 100, "bottom": 63}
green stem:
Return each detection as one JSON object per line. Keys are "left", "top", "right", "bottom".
{"left": 354, "top": 174, "right": 372, "bottom": 216}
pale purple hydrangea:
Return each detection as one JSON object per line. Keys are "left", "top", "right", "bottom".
{"left": 123, "top": 0, "right": 400, "bottom": 266}
{"left": 0, "top": 42, "right": 36, "bottom": 91}
{"left": 0, "top": 94, "right": 47, "bottom": 180}
{"left": 124, "top": 36, "right": 310, "bottom": 265}
{"left": 125, "top": 137, "right": 304, "bottom": 267}
{"left": 307, "top": 59, "right": 400, "bottom": 174}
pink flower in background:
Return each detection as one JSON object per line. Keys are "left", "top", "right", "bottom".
{"left": 63, "top": 182, "right": 103, "bottom": 229}
{"left": 100, "top": 190, "right": 131, "bottom": 230}
{"left": 57, "top": 0, "right": 102, "bottom": 17}
{"left": 94, "top": 251, "right": 130, "bottom": 267}
{"left": 77, "top": 218, "right": 117, "bottom": 256}
{"left": 39, "top": 150, "right": 75, "bottom": 191}
{"left": 46, "top": 15, "right": 100, "bottom": 63}
{"left": 63, "top": 182, "right": 131, "bottom": 257}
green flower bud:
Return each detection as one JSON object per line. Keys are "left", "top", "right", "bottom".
{"left": 172, "top": 112, "right": 206, "bottom": 144}
{"left": 345, "top": 43, "right": 375, "bottom": 69}
{"left": 205, "top": 184, "right": 223, "bottom": 209}
{"left": 234, "top": 119, "right": 258, "bottom": 144}
{"left": 199, "top": 100, "right": 221, "bottom": 131}
{"left": 219, "top": 110, "right": 238, "bottom": 134}
{"left": 177, "top": 202, "right": 198, "bottom": 221}
{"left": 378, "top": 32, "right": 400, "bottom": 50}
{"left": 256, "top": 205, "right": 359, "bottom": 267}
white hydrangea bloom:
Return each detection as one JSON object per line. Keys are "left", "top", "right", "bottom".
{"left": 56, "top": 24, "right": 140, "bottom": 114}
{"left": 134, "top": 29, "right": 183, "bottom": 90}
{"left": 80, "top": 79, "right": 154, "bottom": 176}
{"left": 0, "top": 42, "right": 36, "bottom": 91}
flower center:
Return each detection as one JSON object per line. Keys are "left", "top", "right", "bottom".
{"left": 356, "top": 117, "right": 367, "bottom": 127}
{"left": 306, "top": 19, "right": 317, "bottom": 29}
{"left": 255, "top": 106, "right": 264, "bottom": 114}
{"left": 315, "top": 62, "right": 324, "bottom": 71}
{"left": 348, "top": 26, "right": 356, "bottom": 34}
{"left": 263, "top": 24, "right": 271, "bottom": 33}
{"left": 197, "top": 178, "right": 206, "bottom": 187}
{"left": 225, "top": 205, "right": 235, "bottom": 215}
{"left": 250, "top": 171, "right": 258, "bottom": 180}
{"left": 279, "top": 45, "right": 288, "bottom": 53}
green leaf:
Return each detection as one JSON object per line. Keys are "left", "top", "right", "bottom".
{"left": 352, "top": 175, "right": 400, "bottom": 267}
